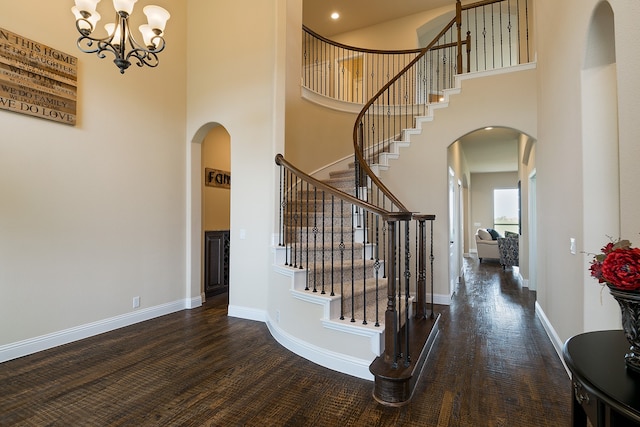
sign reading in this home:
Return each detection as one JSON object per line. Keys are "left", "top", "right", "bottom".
{"left": 205, "top": 168, "right": 231, "bottom": 189}
{"left": 0, "top": 27, "right": 77, "bottom": 125}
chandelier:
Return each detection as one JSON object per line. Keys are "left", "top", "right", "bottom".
{"left": 71, "top": 0, "right": 170, "bottom": 74}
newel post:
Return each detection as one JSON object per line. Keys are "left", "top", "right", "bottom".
{"left": 414, "top": 214, "right": 436, "bottom": 320}
{"left": 384, "top": 212, "right": 413, "bottom": 367}
{"left": 384, "top": 216, "right": 399, "bottom": 367}
{"left": 415, "top": 216, "right": 427, "bottom": 319}
{"left": 456, "top": 0, "right": 463, "bottom": 74}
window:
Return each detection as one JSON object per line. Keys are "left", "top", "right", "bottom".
{"left": 493, "top": 188, "right": 519, "bottom": 235}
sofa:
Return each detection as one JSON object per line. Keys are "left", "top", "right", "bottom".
{"left": 475, "top": 228, "right": 499, "bottom": 262}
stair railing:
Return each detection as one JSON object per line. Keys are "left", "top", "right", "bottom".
{"left": 279, "top": 0, "right": 530, "bottom": 399}
{"left": 302, "top": 0, "right": 531, "bottom": 109}
{"left": 302, "top": 27, "right": 423, "bottom": 105}
{"left": 275, "top": 155, "right": 435, "bottom": 365}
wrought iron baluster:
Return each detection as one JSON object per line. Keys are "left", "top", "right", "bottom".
{"left": 430, "top": 217, "right": 435, "bottom": 318}
{"left": 312, "top": 186, "right": 318, "bottom": 293}
{"left": 403, "top": 220, "right": 411, "bottom": 367}
{"left": 374, "top": 214, "right": 381, "bottom": 327}
{"left": 284, "top": 169, "right": 290, "bottom": 266}
{"left": 362, "top": 207, "right": 368, "bottom": 325}
{"left": 321, "top": 191, "right": 326, "bottom": 295}
{"left": 331, "top": 195, "right": 335, "bottom": 297}
{"left": 350, "top": 205, "right": 355, "bottom": 323}
{"left": 339, "top": 199, "right": 345, "bottom": 320}
{"left": 293, "top": 176, "right": 299, "bottom": 269}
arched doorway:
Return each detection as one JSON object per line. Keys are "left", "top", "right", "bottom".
{"left": 189, "top": 122, "right": 231, "bottom": 303}
{"left": 448, "top": 126, "right": 535, "bottom": 291}
{"left": 202, "top": 126, "right": 231, "bottom": 298}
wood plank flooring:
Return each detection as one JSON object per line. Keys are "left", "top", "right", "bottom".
{"left": 0, "top": 257, "right": 571, "bottom": 426}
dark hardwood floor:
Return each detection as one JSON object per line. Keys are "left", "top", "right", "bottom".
{"left": 0, "top": 257, "right": 571, "bottom": 426}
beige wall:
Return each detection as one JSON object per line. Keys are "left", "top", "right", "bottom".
{"left": 186, "top": 0, "right": 286, "bottom": 316}
{"left": 0, "top": 0, "right": 187, "bottom": 345}
{"left": 535, "top": 0, "right": 640, "bottom": 341}
{"left": 202, "top": 126, "right": 231, "bottom": 231}
{"left": 378, "top": 67, "right": 537, "bottom": 301}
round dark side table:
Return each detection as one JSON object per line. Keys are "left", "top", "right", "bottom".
{"left": 563, "top": 330, "right": 640, "bottom": 426}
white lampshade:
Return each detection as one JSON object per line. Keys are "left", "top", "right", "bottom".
{"left": 74, "top": 0, "right": 101, "bottom": 15}
{"left": 112, "top": 0, "right": 137, "bottom": 15}
{"left": 72, "top": 6, "right": 101, "bottom": 32}
{"left": 143, "top": 5, "right": 170, "bottom": 33}
{"left": 105, "top": 22, "right": 124, "bottom": 44}
{"left": 138, "top": 24, "right": 159, "bottom": 48}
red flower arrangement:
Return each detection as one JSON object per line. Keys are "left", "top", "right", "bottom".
{"left": 590, "top": 238, "right": 640, "bottom": 291}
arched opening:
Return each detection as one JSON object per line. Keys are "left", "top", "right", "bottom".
{"left": 189, "top": 122, "right": 231, "bottom": 304}
{"left": 582, "top": 1, "right": 620, "bottom": 331}
{"left": 202, "top": 126, "right": 231, "bottom": 298}
{"left": 449, "top": 126, "right": 534, "bottom": 291}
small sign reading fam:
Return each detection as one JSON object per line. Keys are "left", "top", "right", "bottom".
{"left": 0, "top": 27, "right": 77, "bottom": 125}
{"left": 205, "top": 168, "right": 231, "bottom": 189}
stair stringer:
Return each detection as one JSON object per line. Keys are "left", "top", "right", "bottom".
{"left": 268, "top": 259, "right": 384, "bottom": 381}
{"left": 371, "top": 84, "right": 462, "bottom": 173}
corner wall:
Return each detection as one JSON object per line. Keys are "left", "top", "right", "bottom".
{"left": 0, "top": 0, "right": 188, "bottom": 351}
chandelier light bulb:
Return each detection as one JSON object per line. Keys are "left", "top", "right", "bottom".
{"left": 72, "top": 6, "right": 101, "bottom": 33}
{"left": 143, "top": 5, "right": 170, "bottom": 33}
{"left": 112, "top": 0, "right": 138, "bottom": 15}
{"left": 139, "top": 24, "right": 158, "bottom": 48}
{"left": 75, "top": 0, "right": 101, "bottom": 15}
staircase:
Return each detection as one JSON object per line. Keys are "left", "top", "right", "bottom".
{"left": 276, "top": 0, "right": 532, "bottom": 406}
{"left": 283, "top": 166, "right": 388, "bottom": 327}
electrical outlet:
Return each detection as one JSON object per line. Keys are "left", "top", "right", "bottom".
{"left": 133, "top": 296, "right": 140, "bottom": 308}
{"left": 570, "top": 238, "right": 576, "bottom": 255}
{"left": 276, "top": 310, "right": 280, "bottom": 323}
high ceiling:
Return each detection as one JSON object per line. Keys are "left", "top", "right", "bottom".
{"left": 303, "top": 0, "right": 522, "bottom": 174}
{"left": 303, "top": 0, "right": 456, "bottom": 37}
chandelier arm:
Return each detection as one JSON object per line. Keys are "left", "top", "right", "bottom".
{"left": 127, "top": 49, "right": 160, "bottom": 68}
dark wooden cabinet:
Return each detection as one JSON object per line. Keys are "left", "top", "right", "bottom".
{"left": 204, "top": 230, "right": 230, "bottom": 297}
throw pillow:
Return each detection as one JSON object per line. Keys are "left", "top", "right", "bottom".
{"left": 477, "top": 229, "right": 492, "bottom": 241}
{"left": 487, "top": 228, "right": 500, "bottom": 240}
{"left": 505, "top": 230, "right": 519, "bottom": 238}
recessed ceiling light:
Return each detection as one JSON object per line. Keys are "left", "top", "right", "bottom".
{"left": 484, "top": 127, "right": 494, "bottom": 130}
{"left": 331, "top": 12, "right": 340, "bottom": 20}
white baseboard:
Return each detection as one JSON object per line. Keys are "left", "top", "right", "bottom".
{"left": 0, "top": 297, "right": 202, "bottom": 363}
{"left": 228, "top": 305, "right": 267, "bottom": 322}
{"left": 266, "top": 316, "right": 374, "bottom": 381}
{"left": 433, "top": 293, "right": 452, "bottom": 306}
{"left": 535, "top": 301, "right": 570, "bottom": 377}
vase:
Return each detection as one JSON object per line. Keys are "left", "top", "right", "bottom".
{"left": 608, "top": 285, "right": 640, "bottom": 374}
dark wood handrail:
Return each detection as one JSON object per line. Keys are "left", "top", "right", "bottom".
{"left": 303, "top": 25, "right": 422, "bottom": 56}
{"left": 462, "top": 0, "right": 505, "bottom": 11}
{"left": 275, "top": 154, "right": 396, "bottom": 220}
{"left": 351, "top": 16, "right": 457, "bottom": 214}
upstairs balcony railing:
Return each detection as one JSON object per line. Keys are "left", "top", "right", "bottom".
{"left": 303, "top": 0, "right": 532, "bottom": 108}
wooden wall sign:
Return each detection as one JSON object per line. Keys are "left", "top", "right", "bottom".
{"left": 0, "top": 27, "right": 77, "bottom": 125}
{"left": 205, "top": 168, "right": 231, "bottom": 189}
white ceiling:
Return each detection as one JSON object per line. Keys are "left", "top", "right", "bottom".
{"left": 459, "top": 128, "right": 520, "bottom": 173}
{"left": 303, "top": 0, "right": 456, "bottom": 37}
{"left": 303, "top": 0, "right": 522, "bottom": 174}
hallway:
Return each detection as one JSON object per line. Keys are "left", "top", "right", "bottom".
{"left": 0, "top": 257, "right": 571, "bottom": 426}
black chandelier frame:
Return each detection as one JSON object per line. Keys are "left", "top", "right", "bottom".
{"left": 75, "top": 10, "right": 166, "bottom": 74}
